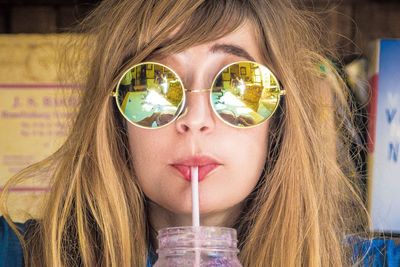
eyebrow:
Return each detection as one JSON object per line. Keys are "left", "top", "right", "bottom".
{"left": 210, "top": 44, "right": 255, "bottom": 61}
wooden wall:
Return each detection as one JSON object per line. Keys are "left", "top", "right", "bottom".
{"left": 299, "top": 0, "right": 400, "bottom": 58}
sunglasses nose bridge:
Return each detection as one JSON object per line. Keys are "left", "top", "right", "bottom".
{"left": 180, "top": 88, "right": 213, "bottom": 116}
{"left": 185, "top": 88, "right": 212, "bottom": 93}
{"left": 178, "top": 88, "right": 213, "bottom": 116}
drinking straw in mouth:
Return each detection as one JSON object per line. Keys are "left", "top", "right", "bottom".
{"left": 191, "top": 166, "right": 200, "bottom": 227}
{"left": 191, "top": 166, "right": 201, "bottom": 266}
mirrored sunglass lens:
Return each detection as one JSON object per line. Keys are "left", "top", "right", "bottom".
{"left": 211, "top": 62, "right": 281, "bottom": 127}
{"left": 116, "top": 63, "right": 184, "bottom": 128}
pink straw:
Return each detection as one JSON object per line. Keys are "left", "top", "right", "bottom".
{"left": 191, "top": 166, "right": 201, "bottom": 266}
{"left": 191, "top": 166, "right": 200, "bottom": 227}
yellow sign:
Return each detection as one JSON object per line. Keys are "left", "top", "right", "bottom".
{"left": 0, "top": 34, "right": 83, "bottom": 220}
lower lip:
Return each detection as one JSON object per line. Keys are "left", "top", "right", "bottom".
{"left": 171, "top": 164, "right": 221, "bottom": 181}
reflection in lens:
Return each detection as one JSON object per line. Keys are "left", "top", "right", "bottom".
{"left": 211, "top": 62, "right": 281, "bottom": 127}
{"left": 116, "top": 63, "right": 184, "bottom": 128}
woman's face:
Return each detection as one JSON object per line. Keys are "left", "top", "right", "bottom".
{"left": 128, "top": 22, "right": 269, "bottom": 225}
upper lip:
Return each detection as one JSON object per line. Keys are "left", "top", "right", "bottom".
{"left": 170, "top": 155, "right": 222, "bottom": 166}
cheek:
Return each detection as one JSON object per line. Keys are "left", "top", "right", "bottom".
{"left": 198, "top": 124, "right": 269, "bottom": 212}
{"left": 126, "top": 125, "right": 166, "bottom": 190}
{"left": 127, "top": 123, "right": 175, "bottom": 161}
{"left": 226, "top": 120, "right": 268, "bottom": 160}
{"left": 128, "top": 127, "right": 155, "bottom": 166}
{"left": 216, "top": 125, "right": 268, "bottom": 192}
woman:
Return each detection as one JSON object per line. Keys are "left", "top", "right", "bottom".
{"left": 0, "top": 0, "right": 367, "bottom": 266}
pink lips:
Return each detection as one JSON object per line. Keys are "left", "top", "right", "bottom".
{"left": 170, "top": 155, "right": 222, "bottom": 182}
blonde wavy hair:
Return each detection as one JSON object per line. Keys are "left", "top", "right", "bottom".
{"left": 1, "top": 0, "right": 367, "bottom": 266}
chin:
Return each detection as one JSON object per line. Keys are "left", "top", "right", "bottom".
{"left": 166, "top": 199, "right": 227, "bottom": 216}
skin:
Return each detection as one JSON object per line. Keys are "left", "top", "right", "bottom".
{"left": 128, "top": 22, "right": 269, "bottom": 232}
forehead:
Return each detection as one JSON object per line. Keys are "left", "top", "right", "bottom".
{"left": 152, "top": 22, "right": 263, "bottom": 64}
{"left": 209, "top": 22, "right": 262, "bottom": 62}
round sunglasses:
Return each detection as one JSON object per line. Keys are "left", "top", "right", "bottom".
{"left": 112, "top": 61, "right": 285, "bottom": 129}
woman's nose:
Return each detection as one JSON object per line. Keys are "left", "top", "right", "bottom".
{"left": 175, "top": 91, "right": 216, "bottom": 134}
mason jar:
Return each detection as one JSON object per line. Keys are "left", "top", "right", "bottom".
{"left": 153, "top": 226, "right": 243, "bottom": 267}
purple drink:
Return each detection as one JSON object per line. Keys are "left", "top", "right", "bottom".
{"left": 154, "top": 226, "right": 243, "bottom": 267}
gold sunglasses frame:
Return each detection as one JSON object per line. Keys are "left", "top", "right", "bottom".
{"left": 112, "top": 61, "right": 286, "bottom": 129}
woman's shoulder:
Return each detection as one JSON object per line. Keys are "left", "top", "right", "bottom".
{"left": 0, "top": 216, "right": 35, "bottom": 267}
